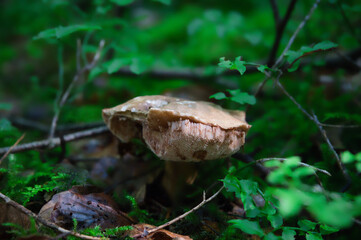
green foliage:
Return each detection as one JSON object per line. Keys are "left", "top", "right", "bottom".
{"left": 126, "top": 195, "right": 150, "bottom": 223}
{"left": 210, "top": 89, "right": 256, "bottom": 105}
{"left": 222, "top": 164, "right": 345, "bottom": 239}
{"left": 0, "top": 145, "right": 87, "bottom": 204}
{"left": 285, "top": 41, "right": 338, "bottom": 72}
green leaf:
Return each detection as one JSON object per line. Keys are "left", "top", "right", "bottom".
{"left": 218, "top": 57, "right": 233, "bottom": 69}
{"left": 284, "top": 156, "right": 301, "bottom": 168}
{"left": 209, "top": 92, "right": 227, "bottom": 100}
{"left": 265, "top": 232, "right": 282, "bottom": 240}
{"left": 228, "top": 219, "right": 264, "bottom": 237}
{"left": 239, "top": 180, "right": 258, "bottom": 195}
{"left": 222, "top": 174, "right": 241, "bottom": 198}
{"left": 298, "top": 219, "right": 317, "bottom": 231}
{"left": 234, "top": 57, "right": 246, "bottom": 75}
{"left": 229, "top": 92, "right": 256, "bottom": 105}
{"left": 313, "top": 41, "right": 338, "bottom": 50}
{"left": 34, "top": 25, "right": 101, "bottom": 40}
{"left": 320, "top": 224, "right": 339, "bottom": 234}
{"left": 276, "top": 189, "right": 303, "bottom": 217}
{"left": 306, "top": 233, "right": 322, "bottom": 240}
{"left": 110, "top": 0, "right": 134, "bottom": 6}
{"left": 264, "top": 160, "right": 282, "bottom": 167}
{"left": 0, "top": 103, "right": 12, "bottom": 111}
{"left": 267, "top": 213, "right": 283, "bottom": 229}
{"left": 282, "top": 228, "right": 296, "bottom": 240}
{"left": 106, "top": 58, "right": 131, "bottom": 74}
{"left": 341, "top": 151, "right": 355, "bottom": 163}
{"left": 257, "top": 65, "right": 268, "bottom": 73}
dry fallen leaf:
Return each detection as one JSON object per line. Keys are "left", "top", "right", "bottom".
{"left": 127, "top": 223, "right": 192, "bottom": 240}
{"left": 39, "top": 185, "right": 134, "bottom": 230}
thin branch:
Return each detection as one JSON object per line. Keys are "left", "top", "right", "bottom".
{"left": 269, "top": 0, "right": 280, "bottom": 24}
{"left": 133, "top": 187, "right": 224, "bottom": 238}
{"left": 258, "top": 157, "right": 331, "bottom": 176}
{"left": 276, "top": 80, "right": 351, "bottom": 183}
{"left": 312, "top": 113, "right": 351, "bottom": 182}
{"left": 0, "top": 126, "right": 109, "bottom": 155}
{"left": 274, "top": 0, "right": 321, "bottom": 67}
{"left": 0, "top": 192, "right": 106, "bottom": 240}
{"left": 48, "top": 40, "right": 105, "bottom": 141}
{"left": 0, "top": 133, "right": 25, "bottom": 164}
{"left": 319, "top": 123, "right": 361, "bottom": 128}
{"left": 267, "top": 0, "right": 298, "bottom": 66}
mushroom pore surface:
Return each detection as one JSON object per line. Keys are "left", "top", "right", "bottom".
{"left": 102, "top": 95, "right": 251, "bottom": 161}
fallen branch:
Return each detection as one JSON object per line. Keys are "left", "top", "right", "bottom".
{"left": 0, "top": 192, "right": 106, "bottom": 240}
{"left": 133, "top": 187, "right": 224, "bottom": 238}
{"left": 0, "top": 126, "right": 109, "bottom": 155}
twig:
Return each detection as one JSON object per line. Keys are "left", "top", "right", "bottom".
{"left": 312, "top": 114, "right": 351, "bottom": 181}
{"left": 133, "top": 187, "right": 224, "bottom": 238}
{"left": 0, "top": 126, "right": 109, "bottom": 155}
{"left": 0, "top": 192, "right": 106, "bottom": 240}
{"left": 0, "top": 133, "right": 25, "bottom": 164}
{"left": 267, "top": 0, "right": 298, "bottom": 66}
{"left": 269, "top": 0, "right": 280, "bottom": 24}
{"left": 276, "top": 80, "right": 351, "bottom": 183}
{"left": 258, "top": 157, "right": 331, "bottom": 176}
{"left": 274, "top": 0, "right": 321, "bottom": 67}
{"left": 48, "top": 40, "right": 105, "bottom": 141}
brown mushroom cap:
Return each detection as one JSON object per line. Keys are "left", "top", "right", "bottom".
{"left": 102, "top": 95, "right": 251, "bottom": 162}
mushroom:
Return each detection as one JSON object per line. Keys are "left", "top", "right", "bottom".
{"left": 102, "top": 95, "right": 251, "bottom": 162}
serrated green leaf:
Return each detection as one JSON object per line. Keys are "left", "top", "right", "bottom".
{"left": 209, "top": 92, "right": 227, "bottom": 100}
{"left": 234, "top": 58, "right": 246, "bottom": 75}
{"left": 230, "top": 92, "right": 256, "bottom": 105}
{"left": 218, "top": 57, "right": 233, "bottom": 69}
{"left": 282, "top": 228, "right": 296, "bottom": 240}
{"left": 268, "top": 213, "right": 283, "bottom": 229}
{"left": 298, "top": 219, "right": 317, "bottom": 231}
{"left": 284, "top": 156, "right": 301, "bottom": 167}
{"left": 110, "top": 0, "right": 134, "bottom": 6}
{"left": 229, "top": 219, "right": 264, "bottom": 237}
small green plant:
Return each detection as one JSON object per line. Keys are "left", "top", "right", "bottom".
{"left": 221, "top": 160, "right": 344, "bottom": 239}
